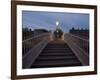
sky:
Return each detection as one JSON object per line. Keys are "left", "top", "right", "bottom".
{"left": 22, "top": 11, "right": 89, "bottom": 33}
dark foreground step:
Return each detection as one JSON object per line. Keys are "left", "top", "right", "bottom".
{"left": 44, "top": 47, "right": 70, "bottom": 50}
{"left": 36, "top": 55, "right": 77, "bottom": 60}
{"left": 42, "top": 50, "right": 72, "bottom": 53}
{"left": 31, "top": 59, "right": 82, "bottom": 68}
{"left": 45, "top": 45, "right": 69, "bottom": 48}
{"left": 39, "top": 52, "right": 75, "bottom": 56}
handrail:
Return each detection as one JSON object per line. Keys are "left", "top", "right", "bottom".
{"left": 23, "top": 35, "right": 51, "bottom": 68}
{"left": 64, "top": 33, "right": 89, "bottom": 65}
{"left": 69, "top": 34, "right": 89, "bottom": 42}
{"left": 22, "top": 33, "right": 51, "bottom": 56}
{"left": 64, "top": 33, "right": 89, "bottom": 53}
{"left": 23, "top": 33, "right": 50, "bottom": 43}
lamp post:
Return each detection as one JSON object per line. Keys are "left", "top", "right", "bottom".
{"left": 55, "top": 20, "right": 64, "bottom": 40}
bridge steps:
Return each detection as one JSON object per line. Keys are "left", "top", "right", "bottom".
{"left": 31, "top": 40, "right": 82, "bottom": 68}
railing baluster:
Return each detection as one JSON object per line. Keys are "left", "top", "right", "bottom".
{"left": 64, "top": 33, "right": 89, "bottom": 54}
{"left": 22, "top": 33, "right": 51, "bottom": 57}
{"left": 64, "top": 33, "right": 89, "bottom": 65}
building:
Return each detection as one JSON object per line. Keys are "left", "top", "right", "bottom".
{"left": 33, "top": 29, "right": 49, "bottom": 36}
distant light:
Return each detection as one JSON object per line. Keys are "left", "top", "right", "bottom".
{"left": 56, "top": 21, "right": 59, "bottom": 26}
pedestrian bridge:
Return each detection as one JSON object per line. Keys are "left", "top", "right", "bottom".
{"left": 22, "top": 33, "right": 89, "bottom": 68}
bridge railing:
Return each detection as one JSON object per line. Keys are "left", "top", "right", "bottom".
{"left": 66, "top": 34, "right": 89, "bottom": 53}
{"left": 22, "top": 33, "right": 51, "bottom": 55}
{"left": 22, "top": 33, "right": 51, "bottom": 68}
{"left": 64, "top": 33, "right": 89, "bottom": 65}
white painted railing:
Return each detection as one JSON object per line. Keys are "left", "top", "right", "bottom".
{"left": 22, "top": 33, "right": 51, "bottom": 55}
{"left": 23, "top": 33, "right": 50, "bottom": 43}
{"left": 64, "top": 33, "right": 89, "bottom": 66}
{"left": 22, "top": 33, "right": 51, "bottom": 68}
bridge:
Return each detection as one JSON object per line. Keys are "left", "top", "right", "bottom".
{"left": 22, "top": 32, "right": 89, "bottom": 68}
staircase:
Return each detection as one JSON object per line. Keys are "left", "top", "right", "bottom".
{"left": 31, "top": 40, "right": 82, "bottom": 68}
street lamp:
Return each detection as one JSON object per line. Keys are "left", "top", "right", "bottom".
{"left": 56, "top": 21, "right": 59, "bottom": 26}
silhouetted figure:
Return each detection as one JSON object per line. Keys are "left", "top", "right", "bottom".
{"left": 54, "top": 28, "right": 63, "bottom": 39}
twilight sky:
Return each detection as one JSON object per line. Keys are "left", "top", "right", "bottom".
{"left": 22, "top": 11, "right": 89, "bottom": 32}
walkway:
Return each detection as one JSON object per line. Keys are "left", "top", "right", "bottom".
{"left": 31, "top": 39, "right": 82, "bottom": 68}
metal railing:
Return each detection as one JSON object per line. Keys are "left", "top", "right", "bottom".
{"left": 65, "top": 33, "right": 89, "bottom": 54}
{"left": 22, "top": 33, "right": 51, "bottom": 56}
{"left": 22, "top": 33, "right": 51, "bottom": 68}
{"left": 64, "top": 33, "right": 89, "bottom": 65}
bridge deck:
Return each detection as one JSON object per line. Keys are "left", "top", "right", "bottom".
{"left": 31, "top": 39, "right": 82, "bottom": 68}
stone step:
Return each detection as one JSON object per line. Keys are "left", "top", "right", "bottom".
{"left": 39, "top": 52, "right": 74, "bottom": 56}
{"left": 42, "top": 50, "right": 72, "bottom": 53}
{"left": 37, "top": 55, "right": 77, "bottom": 60}
{"left": 45, "top": 45, "right": 68, "bottom": 47}
{"left": 31, "top": 59, "right": 81, "bottom": 68}
{"left": 44, "top": 47, "right": 70, "bottom": 50}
